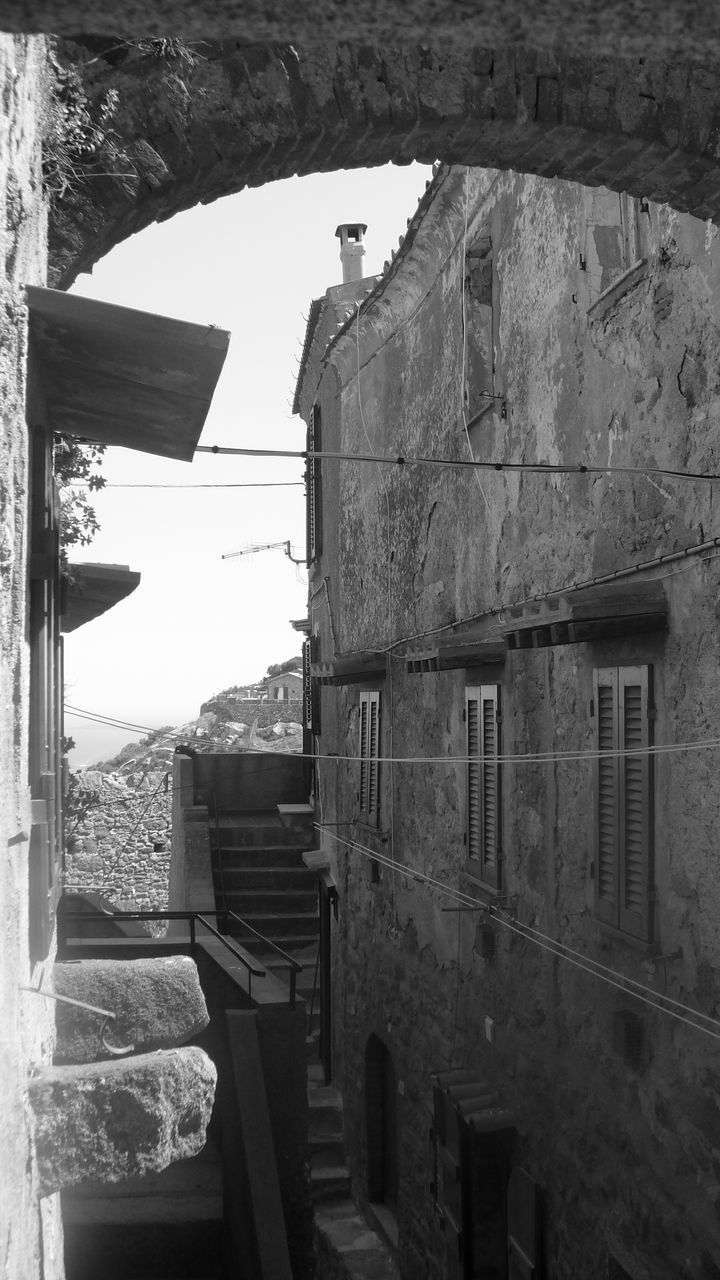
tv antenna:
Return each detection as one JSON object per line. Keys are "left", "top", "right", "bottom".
{"left": 222, "top": 539, "right": 304, "bottom": 566}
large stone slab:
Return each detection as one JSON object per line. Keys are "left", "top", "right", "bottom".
{"left": 30, "top": 1046, "right": 217, "bottom": 1197}
{"left": 53, "top": 956, "right": 209, "bottom": 1062}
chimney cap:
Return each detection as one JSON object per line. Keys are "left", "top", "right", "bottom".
{"left": 335, "top": 223, "right": 367, "bottom": 240}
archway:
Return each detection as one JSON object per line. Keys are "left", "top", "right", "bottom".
{"left": 47, "top": 37, "right": 720, "bottom": 287}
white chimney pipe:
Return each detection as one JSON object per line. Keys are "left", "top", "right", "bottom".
{"left": 335, "top": 222, "right": 367, "bottom": 284}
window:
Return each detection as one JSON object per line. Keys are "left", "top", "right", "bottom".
{"left": 306, "top": 403, "right": 322, "bottom": 565}
{"left": 466, "top": 685, "right": 502, "bottom": 889}
{"left": 583, "top": 188, "right": 644, "bottom": 302}
{"left": 359, "top": 691, "right": 381, "bottom": 827}
{"left": 593, "top": 666, "right": 654, "bottom": 942}
{"left": 464, "top": 232, "right": 496, "bottom": 425}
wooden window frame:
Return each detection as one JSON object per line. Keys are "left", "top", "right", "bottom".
{"left": 359, "top": 690, "right": 381, "bottom": 828}
{"left": 466, "top": 685, "right": 502, "bottom": 890}
{"left": 593, "top": 665, "right": 654, "bottom": 943}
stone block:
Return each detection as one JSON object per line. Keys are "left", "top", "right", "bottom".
{"left": 53, "top": 956, "right": 210, "bottom": 1063}
{"left": 30, "top": 1046, "right": 216, "bottom": 1197}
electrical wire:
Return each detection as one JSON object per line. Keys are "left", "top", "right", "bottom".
{"left": 196, "top": 441, "right": 720, "bottom": 488}
{"left": 318, "top": 825, "right": 720, "bottom": 1042}
{"left": 61, "top": 705, "right": 720, "bottom": 766}
{"left": 68, "top": 482, "right": 304, "bottom": 489}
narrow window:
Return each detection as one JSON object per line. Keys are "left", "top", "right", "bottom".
{"left": 464, "top": 232, "right": 496, "bottom": 425}
{"left": 593, "top": 666, "right": 653, "bottom": 941}
{"left": 466, "top": 685, "right": 502, "bottom": 889}
{"left": 306, "top": 403, "right": 322, "bottom": 565}
{"left": 359, "top": 690, "right": 381, "bottom": 827}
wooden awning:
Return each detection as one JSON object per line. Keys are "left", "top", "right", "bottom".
{"left": 406, "top": 637, "right": 506, "bottom": 674}
{"left": 26, "top": 286, "right": 230, "bottom": 462}
{"left": 311, "top": 652, "right": 387, "bottom": 686}
{"left": 61, "top": 562, "right": 141, "bottom": 632}
{"left": 503, "top": 579, "right": 668, "bottom": 649}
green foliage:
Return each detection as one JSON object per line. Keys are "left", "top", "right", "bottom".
{"left": 54, "top": 435, "right": 106, "bottom": 552}
{"left": 42, "top": 43, "right": 131, "bottom": 203}
{"left": 64, "top": 770, "right": 101, "bottom": 839}
{"left": 266, "top": 656, "right": 303, "bottom": 678}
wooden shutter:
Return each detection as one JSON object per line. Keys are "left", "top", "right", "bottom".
{"left": 467, "top": 690, "right": 481, "bottom": 862}
{"left": 507, "top": 1167, "right": 540, "bottom": 1280}
{"left": 466, "top": 686, "right": 501, "bottom": 888}
{"left": 302, "top": 636, "right": 320, "bottom": 734}
{"left": 593, "top": 666, "right": 653, "bottom": 941}
{"left": 359, "top": 691, "right": 380, "bottom": 826}
{"left": 594, "top": 668, "right": 619, "bottom": 927}
{"left": 306, "top": 404, "right": 322, "bottom": 564}
{"left": 618, "top": 666, "right": 653, "bottom": 941}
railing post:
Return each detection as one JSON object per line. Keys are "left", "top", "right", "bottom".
{"left": 289, "top": 968, "right": 296, "bottom": 1009}
{"left": 190, "top": 914, "right": 196, "bottom": 955}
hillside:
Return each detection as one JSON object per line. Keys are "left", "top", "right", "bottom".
{"left": 92, "top": 665, "right": 304, "bottom": 774}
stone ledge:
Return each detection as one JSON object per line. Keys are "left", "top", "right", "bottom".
{"left": 30, "top": 1046, "right": 216, "bottom": 1197}
{"left": 53, "top": 955, "right": 209, "bottom": 1062}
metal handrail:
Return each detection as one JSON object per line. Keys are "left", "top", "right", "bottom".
{"left": 223, "top": 909, "right": 302, "bottom": 1007}
{"left": 60, "top": 908, "right": 271, "bottom": 1004}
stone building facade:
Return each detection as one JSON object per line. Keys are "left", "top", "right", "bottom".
{"left": 295, "top": 166, "right": 720, "bottom": 1279}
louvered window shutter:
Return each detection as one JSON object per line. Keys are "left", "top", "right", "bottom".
{"left": 359, "top": 695, "right": 369, "bottom": 813}
{"left": 467, "top": 689, "right": 481, "bottom": 863}
{"left": 594, "top": 668, "right": 619, "bottom": 927}
{"left": 593, "top": 666, "right": 653, "bottom": 941}
{"left": 467, "top": 686, "right": 502, "bottom": 888}
{"left": 368, "top": 694, "right": 380, "bottom": 824}
{"left": 618, "top": 666, "right": 653, "bottom": 941}
{"left": 359, "top": 691, "right": 381, "bottom": 826}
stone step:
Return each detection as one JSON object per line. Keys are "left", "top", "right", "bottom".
{"left": 210, "top": 886, "right": 318, "bottom": 913}
{"left": 229, "top": 911, "right": 319, "bottom": 938}
{"left": 308, "top": 1089, "right": 344, "bottom": 1139}
{"left": 314, "top": 1200, "right": 400, "bottom": 1280}
{"left": 211, "top": 844, "right": 309, "bottom": 867}
{"left": 309, "top": 1133, "right": 346, "bottom": 1164}
{"left": 211, "top": 866, "right": 316, "bottom": 889}
{"left": 309, "top": 1157, "right": 352, "bottom": 1203}
{"left": 210, "top": 824, "right": 310, "bottom": 849}
{"left": 307, "top": 1061, "right": 326, "bottom": 1087}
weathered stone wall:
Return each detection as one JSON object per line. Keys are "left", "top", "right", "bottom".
{"left": 65, "top": 771, "right": 172, "bottom": 911}
{"left": 310, "top": 166, "right": 720, "bottom": 1279}
{"left": 5, "top": 0, "right": 720, "bottom": 63}
{"left": 33, "top": 38, "right": 720, "bottom": 291}
{"left": 0, "top": 32, "right": 69, "bottom": 1280}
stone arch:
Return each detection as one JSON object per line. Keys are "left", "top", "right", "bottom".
{"left": 50, "top": 37, "right": 720, "bottom": 285}
{"left": 364, "top": 1033, "right": 399, "bottom": 1211}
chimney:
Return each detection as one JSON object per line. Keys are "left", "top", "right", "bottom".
{"left": 335, "top": 222, "right": 367, "bottom": 284}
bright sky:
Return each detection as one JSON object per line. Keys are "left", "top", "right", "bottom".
{"left": 64, "top": 162, "right": 433, "bottom": 766}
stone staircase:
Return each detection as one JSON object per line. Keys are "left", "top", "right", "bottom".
{"left": 302, "top": 986, "right": 400, "bottom": 1280}
{"left": 209, "top": 810, "right": 319, "bottom": 958}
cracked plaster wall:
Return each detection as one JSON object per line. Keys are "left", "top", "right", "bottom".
{"left": 308, "top": 165, "right": 720, "bottom": 1279}
{"left": 0, "top": 32, "right": 66, "bottom": 1280}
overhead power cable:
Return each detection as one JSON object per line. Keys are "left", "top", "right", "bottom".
{"left": 318, "top": 825, "right": 720, "bottom": 1042}
{"left": 196, "top": 442, "right": 720, "bottom": 487}
{"left": 69, "top": 481, "right": 303, "bottom": 490}
{"left": 63, "top": 705, "right": 720, "bottom": 766}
